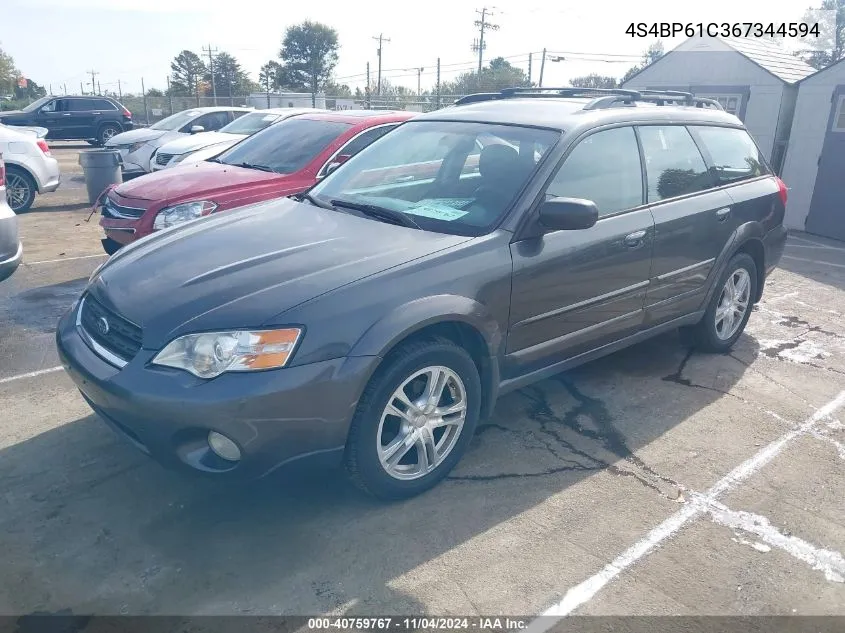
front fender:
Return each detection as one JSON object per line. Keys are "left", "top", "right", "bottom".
{"left": 348, "top": 294, "right": 504, "bottom": 359}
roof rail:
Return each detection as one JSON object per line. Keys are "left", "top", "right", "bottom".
{"left": 452, "top": 86, "right": 725, "bottom": 111}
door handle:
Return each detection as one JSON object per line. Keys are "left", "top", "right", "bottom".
{"left": 62, "top": 113, "right": 72, "bottom": 117}
{"left": 623, "top": 230, "right": 647, "bottom": 247}
{"left": 391, "top": 175, "right": 415, "bottom": 183}
{"left": 716, "top": 207, "right": 731, "bottom": 222}
{"left": 92, "top": 112, "right": 101, "bottom": 115}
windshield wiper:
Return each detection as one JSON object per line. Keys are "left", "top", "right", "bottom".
{"left": 232, "top": 161, "right": 275, "bottom": 173}
{"left": 297, "top": 192, "right": 335, "bottom": 210}
{"left": 330, "top": 199, "right": 422, "bottom": 230}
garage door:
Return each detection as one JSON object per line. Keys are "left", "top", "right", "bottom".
{"left": 806, "top": 85, "right": 845, "bottom": 241}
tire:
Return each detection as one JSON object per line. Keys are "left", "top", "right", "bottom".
{"left": 5, "top": 166, "right": 36, "bottom": 213}
{"left": 345, "top": 337, "right": 482, "bottom": 500}
{"left": 686, "top": 253, "right": 757, "bottom": 353}
{"left": 97, "top": 123, "right": 121, "bottom": 146}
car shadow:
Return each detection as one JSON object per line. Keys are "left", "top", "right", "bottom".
{"left": 26, "top": 202, "right": 92, "bottom": 214}
{"left": 778, "top": 231, "right": 845, "bottom": 293}
{"left": 0, "top": 326, "right": 760, "bottom": 615}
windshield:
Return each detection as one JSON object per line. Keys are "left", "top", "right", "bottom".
{"left": 150, "top": 109, "right": 202, "bottom": 131}
{"left": 218, "top": 117, "right": 352, "bottom": 174}
{"left": 220, "top": 111, "right": 283, "bottom": 135}
{"left": 309, "top": 120, "right": 559, "bottom": 236}
{"left": 21, "top": 97, "right": 53, "bottom": 113}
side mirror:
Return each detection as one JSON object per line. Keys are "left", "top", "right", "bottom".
{"left": 325, "top": 154, "right": 351, "bottom": 176}
{"left": 538, "top": 197, "right": 599, "bottom": 231}
{"left": 190, "top": 125, "right": 205, "bottom": 134}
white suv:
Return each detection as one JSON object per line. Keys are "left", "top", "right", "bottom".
{"left": 0, "top": 155, "right": 23, "bottom": 282}
{"left": 0, "top": 123, "right": 61, "bottom": 212}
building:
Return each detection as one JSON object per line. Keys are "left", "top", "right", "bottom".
{"left": 247, "top": 92, "right": 357, "bottom": 111}
{"left": 781, "top": 58, "right": 845, "bottom": 241}
{"left": 622, "top": 37, "right": 815, "bottom": 175}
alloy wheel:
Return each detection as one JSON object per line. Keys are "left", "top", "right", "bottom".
{"left": 5, "top": 172, "right": 31, "bottom": 211}
{"left": 715, "top": 268, "right": 751, "bottom": 340}
{"left": 376, "top": 365, "right": 468, "bottom": 480}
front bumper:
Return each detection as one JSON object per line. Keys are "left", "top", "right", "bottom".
{"left": 0, "top": 240, "right": 22, "bottom": 282}
{"left": 56, "top": 305, "right": 375, "bottom": 479}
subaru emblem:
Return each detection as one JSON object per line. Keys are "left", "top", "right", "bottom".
{"left": 97, "top": 316, "right": 110, "bottom": 336}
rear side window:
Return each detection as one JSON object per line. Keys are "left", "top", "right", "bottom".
{"left": 638, "top": 126, "right": 712, "bottom": 202}
{"left": 66, "top": 99, "right": 96, "bottom": 112}
{"left": 545, "top": 127, "right": 643, "bottom": 216}
{"left": 692, "top": 126, "right": 769, "bottom": 184}
{"left": 93, "top": 99, "right": 117, "bottom": 110}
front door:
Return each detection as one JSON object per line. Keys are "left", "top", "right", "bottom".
{"left": 506, "top": 126, "right": 654, "bottom": 378}
{"left": 34, "top": 98, "right": 70, "bottom": 139}
{"left": 806, "top": 85, "right": 845, "bottom": 241}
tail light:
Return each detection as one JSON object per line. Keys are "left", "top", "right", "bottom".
{"left": 121, "top": 107, "right": 132, "bottom": 118}
{"left": 775, "top": 176, "right": 788, "bottom": 206}
{"left": 36, "top": 139, "right": 51, "bottom": 156}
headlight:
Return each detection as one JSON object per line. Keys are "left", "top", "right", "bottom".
{"left": 170, "top": 152, "right": 190, "bottom": 164}
{"left": 152, "top": 328, "right": 303, "bottom": 378}
{"left": 153, "top": 200, "right": 217, "bottom": 230}
{"left": 128, "top": 141, "right": 146, "bottom": 153}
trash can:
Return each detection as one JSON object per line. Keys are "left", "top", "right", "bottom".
{"left": 79, "top": 149, "right": 123, "bottom": 205}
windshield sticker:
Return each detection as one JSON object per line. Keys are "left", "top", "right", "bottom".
{"left": 410, "top": 200, "right": 470, "bottom": 221}
{"left": 262, "top": 115, "right": 278, "bottom": 121}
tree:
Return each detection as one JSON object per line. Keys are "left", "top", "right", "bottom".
{"left": 207, "top": 52, "right": 253, "bottom": 100}
{"left": 0, "top": 46, "right": 19, "bottom": 96}
{"left": 621, "top": 40, "right": 665, "bottom": 84}
{"left": 796, "top": 0, "right": 845, "bottom": 68}
{"left": 441, "top": 57, "right": 531, "bottom": 95}
{"left": 146, "top": 87, "right": 164, "bottom": 97}
{"left": 170, "top": 50, "right": 206, "bottom": 96}
{"left": 279, "top": 20, "right": 340, "bottom": 106}
{"left": 259, "top": 60, "right": 283, "bottom": 92}
{"left": 570, "top": 74, "right": 619, "bottom": 89}
{"left": 324, "top": 80, "right": 352, "bottom": 97}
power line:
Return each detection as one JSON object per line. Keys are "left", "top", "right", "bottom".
{"left": 472, "top": 7, "right": 500, "bottom": 76}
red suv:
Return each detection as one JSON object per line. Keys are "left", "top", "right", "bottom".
{"left": 97, "top": 110, "right": 415, "bottom": 253}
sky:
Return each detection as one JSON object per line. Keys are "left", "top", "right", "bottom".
{"left": 2, "top": 0, "right": 818, "bottom": 97}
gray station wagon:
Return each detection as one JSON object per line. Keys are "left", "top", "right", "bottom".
{"left": 57, "top": 88, "right": 788, "bottom": 500}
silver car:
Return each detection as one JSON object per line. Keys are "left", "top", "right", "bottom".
{"left": 0, "top": 155, "right": 23, "bottom": 282}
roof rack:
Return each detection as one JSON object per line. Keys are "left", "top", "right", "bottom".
{"left": 452, "top": 86, "right": 724, "bottom": 111}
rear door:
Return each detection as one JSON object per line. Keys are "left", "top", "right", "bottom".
{"left": 506, "top": 126, "right": 655, "bottom": 377}
{"left": 638, "top": 125, "right": 735, "bottom": 326}
{"left": 65, "top": 98, "right": 98, "bottom": 138}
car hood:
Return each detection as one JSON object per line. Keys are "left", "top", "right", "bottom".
{"left": 180, "top": 140, "right": 239, "bottom": 164}
{"left": 112, "top": 160, "right": 281, "bottom": 202}
{"left": 158, "top": 131, "right": 241, "bottom": 155}
{"left": 106, "top": 128, "right": 169, "bottom": 146}
{"left": 88, "top": 197, "right": 471, "bottom": 347}
{"left": 0, "top": 110, "right": 25, "bottom": 118}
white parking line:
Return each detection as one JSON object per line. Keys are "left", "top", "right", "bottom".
{"left": 782, "top": 255, "right": 845, "bottom": 270}
{"left": 0, "top": 366, "right": 64, "bottom": 385}
{"left": 526, "top": 389, "right": 845, "bottom": 629}
{"left": 26, "top": 254, "right": 106, "bottom": 265}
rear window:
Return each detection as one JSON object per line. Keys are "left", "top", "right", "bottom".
{"left": 218, "top": 118, "right": 352, "bottom": 174}
{"left": 692, "top": 126, "right": 769, "bottom": 184}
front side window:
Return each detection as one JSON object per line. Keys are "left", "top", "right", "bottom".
{"left": 192, "top": 111, "right": 230, "bottom": 132}
{"left": 692, "top": 126, "right": 769, "bottom": 184}
{"left": 150, "top": 109, "right": 203, "bottom": 131}
{"left": 39, "top": 99, "right": 60, "bottom": 113}
{"left": 638, "top": 126, "right": 713, "bottom": 202}
{"left": 22, "top": 96, "right": 53, "bottom": 113}
{"left": 218, "top": 117, "right": 352, "bottom": 174}
{"left": 309, "top": 120, "right": 559, "bottom": 236}
{"left": 545, "top": 127, "right": 643, "bottom": 216}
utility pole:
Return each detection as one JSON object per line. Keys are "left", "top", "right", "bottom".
{"left": 80, "top": 81, "right": 84, "bottom": 95}
{"left": 117, "top": 79, "right": 122, "bottom": 101}
{"left": 528, "top": 53, "right": 533, "bottom": 85}
{"left": 538, "top": 48, "right": 547, "bottom": 87}
{"left": 203, "top": 44, "right": 219, "bottom": 105}
{"left": 88, "top": 69, "right": 98, "bottom": 95}
{"left": 412, "top": 67, "right": 424, "bottom": 96}
{"left": 372, "top": 33, "right": 390, "bottom": 96}
{"left": 365, "top": 61, "right": 371, "bottom": 109}
{"left": 472, "top": 7, "right": 499, "bottom": 77}
{"left": 436, "top": 57, "right": 441, "bottom": 109}
{"left": 62, "top": 83, "right": 67, "bottom": 95}
{"left": 141, "top": 77, "right": 149, "bottom": 125}
{"left": 166, "top": 76, "right": 173, "bottom": 115}
{"left": 195, "top": 76, "right": 200, "bottom": 107}
{"left": 97, "top": 80, "right": 101, "bottom": 96}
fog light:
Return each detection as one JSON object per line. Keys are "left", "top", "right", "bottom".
{"left": 208, "top": 431, "right": 241, "bottom": 462}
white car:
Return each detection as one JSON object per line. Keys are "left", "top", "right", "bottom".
{"left": 0, "top": 123, "right": 61, "bottom": 213}
{"left": 105, "top": 106, "right": 253, "bottom": 176}
{"left": 151, "top": 108, "right": 320, "bottom": 171}
{"left": 0, "top": 155, "right": 23, "bottom": 281}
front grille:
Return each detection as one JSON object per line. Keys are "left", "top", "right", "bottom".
{"left": 155, "top": 152, "right": 174, "bottom": 166}
{"left": 102, "top": 197, "right": 146, "bottom": 220}
{"left": 79, "top": 295, "right": 143, "bottom": 363}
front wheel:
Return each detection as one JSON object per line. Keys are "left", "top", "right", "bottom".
{"left": 5, "top": 166, "right": 36, "bottom": 213}
{"left": 345, "top": 338, "right": 481, "bottom": 500}
{"left": 686, "top": 253, "right": 757, "bottom": 353}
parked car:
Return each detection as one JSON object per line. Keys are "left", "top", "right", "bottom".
{"left": 151, "top": 108, "right": 321, "bottom": 171}
{"left": 0, "top": 155, "right": 22, "bottom": 282}
{"left": 0, "top": 123, "right": 61, "bottom": 212}
{"left": 105, "top": 106, "right": 253, "bottom": 177}
{"left": 0, "top": 95, "right": 133, "bottom": 146}
{"left": 58, "top": 88, "right": 788, "bottom": 500}
{"left": 97, "top": 109, "right": 415, "bottom": 253}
